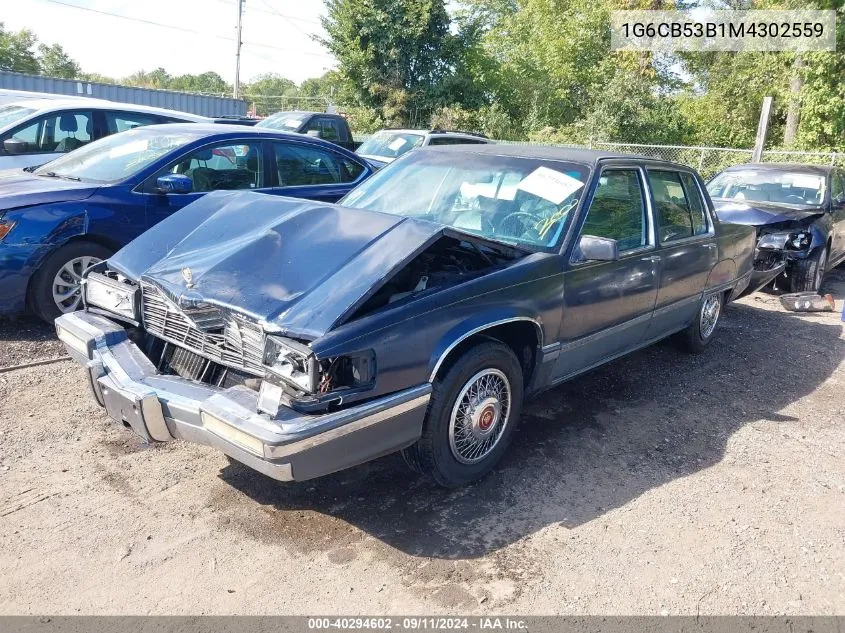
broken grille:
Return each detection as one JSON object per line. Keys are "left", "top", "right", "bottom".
{"left": 140, "top": 282, "right": 265, "bottom": 376}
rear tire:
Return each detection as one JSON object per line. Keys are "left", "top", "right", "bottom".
{"left": 788, "top": 245, "right": 828, "bottom": 293}
{"left": 29, "top": 240, "right": 112, "bottom": 323}
{"left": 677, "top": 292, "right": 723, "bottom": 354}
{"left": 402, "top": 341, "right": 524, "bottom": 488}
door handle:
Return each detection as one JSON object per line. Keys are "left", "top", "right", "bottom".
{"left": 645, "top": 255, "right": 661, "bottom": 262}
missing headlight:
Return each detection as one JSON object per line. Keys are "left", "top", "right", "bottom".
{"left": 263, "top": 336, "right": 320, "bottom": 393}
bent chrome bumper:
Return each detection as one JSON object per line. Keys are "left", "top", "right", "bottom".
{"left": 55, "top": 311, "right": 431, "bottom": 482}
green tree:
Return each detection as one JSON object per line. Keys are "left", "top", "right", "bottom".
{"left": 37, "top": 43, "right": 80, "bottom": 79}
{"left": 319, "top": 0, "right": 467, "bottom": 124}
{"left": 0, "top": 24, "right": 40, "bottom": 74}
{"left": 169, "top": 71, "right": 230, "bottom": 95}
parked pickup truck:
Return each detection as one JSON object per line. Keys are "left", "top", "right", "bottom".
{"left": 57, "top": 146, "right": 775, "bottom": 489}
{"left": 256, "top": 111, "right": 358, "bottom": 152}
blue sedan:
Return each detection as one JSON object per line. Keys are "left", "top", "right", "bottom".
{"left": 0, "top": 123, "right": 373, "bottom": 321}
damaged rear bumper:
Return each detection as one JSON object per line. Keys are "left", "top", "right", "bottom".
{"left": 55, "top": 311, "right": 431, "bottom": 482}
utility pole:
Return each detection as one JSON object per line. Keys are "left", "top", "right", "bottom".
{"left": 234, "top": 0, "right": 244, "bottom": 99}
{"left": 752, "top": 96, "right": 773, "bottom": 163}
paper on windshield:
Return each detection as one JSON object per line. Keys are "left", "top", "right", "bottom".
{"left": 388, "top": 137, "right": 408, "bottom": 151}
{"left": 790, "top": 175, "right": 823, "bottom": 190}
{"left": 517, "top": 166, "right": 584, "bottom": 204}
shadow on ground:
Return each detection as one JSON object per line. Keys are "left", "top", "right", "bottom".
{"left": 219, "top": 269, "right": 844, "bottom": 559}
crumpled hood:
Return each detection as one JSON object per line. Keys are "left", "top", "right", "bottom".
{"left": 714, "top": 199, "right": 824, "bottom": 227}
{"left": 0, "top": 169, "right": 98, "bottom": 210}
{"left": 109, "top": 190, "right": 444, "bottom": 339}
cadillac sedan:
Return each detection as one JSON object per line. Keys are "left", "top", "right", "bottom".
{"left": 56, "top": 146, "right": 762, "bottom": 488}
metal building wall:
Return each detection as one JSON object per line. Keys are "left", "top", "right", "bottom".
{"left": 0, "top": 71, "right": 247, "bottom": 117}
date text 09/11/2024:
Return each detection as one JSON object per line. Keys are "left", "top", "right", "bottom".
{"left": 307, "top": 617, "right": 529, "bottom": 630}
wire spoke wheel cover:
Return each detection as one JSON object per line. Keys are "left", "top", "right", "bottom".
{"left": 448, "top": 368, "right": 512, "bottom": 465}
{"left": 700, "top": 294, "right": 721, "bottom": 340}
{"left": 52, "top": 255, "right": 101, "bottom": 314}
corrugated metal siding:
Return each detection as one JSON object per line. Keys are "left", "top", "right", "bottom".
{"left": 0, "top": 71, "right": 246, "bottom": 117}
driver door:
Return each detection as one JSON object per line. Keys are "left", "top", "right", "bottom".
{"left": 554, "top": 166, "right": 659, "bottom": 380}
{"left": 143, "top": 139, "right": 266, "bottom": 227}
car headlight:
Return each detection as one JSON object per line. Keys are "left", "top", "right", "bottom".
{"left": 84, "top": 271, "right": 139, "bottom": 320}
{"left": 263, "top": 336, "right": 320, "bottom": 393}
{"left": 0, "top": 220, "right": 15, "bottom": 241}
{"left": 757, "top": 231, "right": 812, "bottom": 252}
{"left": 787, "top": 231, "right": 812, "bottom": 250}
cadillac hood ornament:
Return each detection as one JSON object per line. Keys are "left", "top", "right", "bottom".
{"left": 181, "top": 267, "right": 194, "bottom": 288}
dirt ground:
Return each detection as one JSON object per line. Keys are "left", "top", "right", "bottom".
{"left": 0, "top": 269, "right": 843, "bottom": 615}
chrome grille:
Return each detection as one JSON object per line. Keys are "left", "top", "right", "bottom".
{"left": 141, "top": 283, "right": 265, "bottom": 376}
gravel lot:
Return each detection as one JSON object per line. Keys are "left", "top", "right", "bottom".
{"left": 0, "top": 269, "right": 843, "bottom": 615}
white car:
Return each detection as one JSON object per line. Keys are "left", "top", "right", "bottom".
{"left": 356, "top": 129, "right": 491, "bottom": 168}
{"left": 0, "top": 98, "right": 209, "bottom": 170}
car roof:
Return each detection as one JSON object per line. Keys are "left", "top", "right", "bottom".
{"left": 3, "top": 98, "right": 209, "bottom": 121}
{"left": 378, "top": 128, "right": 485, "bottom": 137}
{"left": 416, "top": 143, "right": 689, "bottom": 169}
{"left": 721, "top": 162, "right": 835, "bottom": 175}
{"left": 122, "top": 122, "right": 362, "bottom": 153}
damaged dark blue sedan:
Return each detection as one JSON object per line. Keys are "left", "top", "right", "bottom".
{"left": 56, "top": 146, "right": 763, "bottom": 488}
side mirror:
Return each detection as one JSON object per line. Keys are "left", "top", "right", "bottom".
{"left": 156, "top": 174, "right": 193, "bottom": 194}
{"left": 3, "top": 138, "right": 26, "bottom": 155}
{"left": 305, "top": 130, "right": 322, "bottom": 138}
{"left": 575, "top": 235, "right": 620, "bottom": 262}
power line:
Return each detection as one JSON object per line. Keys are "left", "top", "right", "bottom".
{"left": 212, "top": 0, "right": 323, "bottom": 27}
{"left": 255, "top": 0, "right": 321, "bottom": 39}
{"left": 40, "top": 0, "right": 333, "bottom": 59}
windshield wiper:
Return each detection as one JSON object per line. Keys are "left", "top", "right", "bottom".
{"left": 37, "top": 171, "right": 82, "bottom": 182}
{"left": 22, "top": 165, "right": 38, "bottom": 173}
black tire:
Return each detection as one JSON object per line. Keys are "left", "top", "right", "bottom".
{"left": 402, "top": 341, "right": 524, "bottom": 488}
{"left": 788, "top": 245, "right": 828, "bottom": 293}
{"left": 677, "top": 292, "right": 724, "bottom": 354}
{"left": 29, "top": 240, "right": 112, "bottom": 323}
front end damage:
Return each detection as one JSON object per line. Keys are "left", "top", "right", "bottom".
{"left": 56, "top": 221, "right": 524, "bottom": 481}
{"left": 56, "top": 309, "right": 431, "bottom": 482}
{"left": 751, "top": 224, "right": 820, "bottom": 291}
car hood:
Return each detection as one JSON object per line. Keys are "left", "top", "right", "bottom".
{"left": 0, "top": 169, "right": 99, "bottom": 210}
{"left": 109, "top": 190, "right": 447, "bottom": 339}
{"left": 713, "top": 199, "right": 825, "bottom": 226}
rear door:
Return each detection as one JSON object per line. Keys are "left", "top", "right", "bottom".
{"left": 269, "top": 140, "right": 367, "bottom": 203}
{"left": 102, "top": 110, "right": 166, "bottom": 137}
{"left": 142, "top": 138, "right": 267, "bottom": 227}
{"left": 645, "top": 168, "right": 718, "bottom": 336}
{"left": 554, "top": 165, "right": 659, "bottom": 379}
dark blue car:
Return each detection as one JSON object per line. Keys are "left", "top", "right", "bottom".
{"left": 0, "top": 123, "right": 372, "bottom": 321}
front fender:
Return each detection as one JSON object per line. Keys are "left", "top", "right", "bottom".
{"left": 3, "top": 202, "right": 90, "bottom": 250}
{"left": 426, "top": 309, "right": 545, "bottom": 381}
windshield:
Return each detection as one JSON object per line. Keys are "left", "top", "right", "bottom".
{"left": 707, "top": 169, "right": 826, "bottom": 207}
{"left": 33, "top": 128, "right": 205, "bottom": 183}
{"left": 256, "top": 112, "right": 308, "bottom": 132}
{"left": 341, "top": 150, "right": 590, "bottom": 251}
{"left": 357, "top": 131, "right": 424, "bottom": 161}
{"left": 0, "top": 104, "right": 36, "bottom": 129}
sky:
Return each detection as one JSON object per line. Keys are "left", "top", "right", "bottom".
{"left": 4, "top": 0, "right": 337, "bottom": 88}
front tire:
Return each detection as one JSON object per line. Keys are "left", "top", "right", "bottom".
{"left": 677, "top": 292, "right": 723, "bottom": 353}
{"left": 789, "top": 245, "right": 828, "bottom": 293}
{"left": 402, "top": 341, "right": 524, "bottom": 488}
{"left": 29, "top": 240, "right": 112, "bottom": 323}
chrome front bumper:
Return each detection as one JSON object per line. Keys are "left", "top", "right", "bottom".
{"left": 55, "top": 311, "right": 431, "bottom": 482}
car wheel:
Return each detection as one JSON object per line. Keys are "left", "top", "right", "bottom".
{"left": 29, "top": 241, "right": 112, "bottom": 323}
{"left": 677, "top": 291, "right": 723, "bottom": 354}
{"left": 789, "top": 245, "right": 828, "bottom": 293}
{"left": 402, "top": 341, "right": 524, "bottom": 488}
